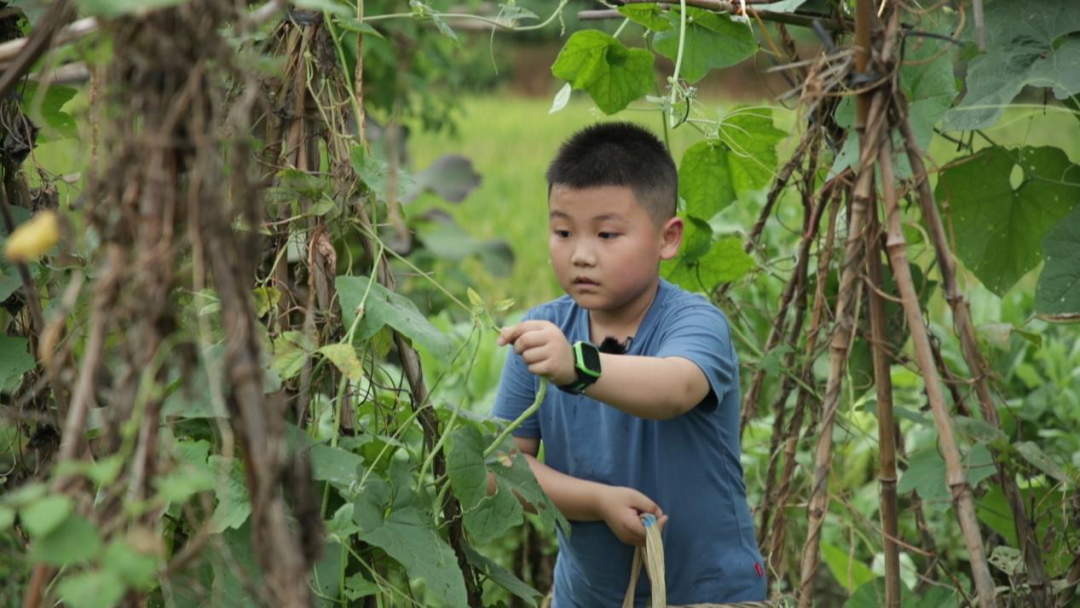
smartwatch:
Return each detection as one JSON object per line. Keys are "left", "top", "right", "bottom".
{"left": 558, "top": 341, "right": 602, "bottom": 395}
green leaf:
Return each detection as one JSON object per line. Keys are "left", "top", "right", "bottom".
{"left": 0, "top": 505, "right": 14, "bottom": 531}
{"left": 844, "top": 578, "right": 887, "bottom": 608}
{"left": 681, "top": 215, "right": 713, "bottom": 261}
{"left": 901, "top": 34, "right": 959, "bottom": 153}
{"left": 821, "top": 541, "right": 875, "bottom": 593}
{"left": 617, "top": 3, "right": 671, "bottom": 31}
{"left": 897, "top": 448, "right": 948, "bottom": 503}
{"left": 19, "top": 82, "right": 78, "bottom": 140}
{"left": 31, "top": 515, "right": 101, "bottom": 566}
{"left": 965, "top": 443, "right": 997, "bottom": 488}
{"left": 467, "top": 287, "right": 485, "bottom": 309}
{"left": 404, "top": 154, "right": 483, "bottom": 204}
{"left": 944, "top": 0, "right": 1080, "bottom": 130}
{"left": 2, "top": 482, "right": 46, "bottom": 507}
{"left": 348, "top": 145, "right": 420, "bottom": 202}
{"left": 335, "top": 16, "right": 385, "bottom": 39}
{"left": 336, "top": 276, "right": 455, "bottom": 360}
{"left": 57, "top": 570, "right": 125, "bottom": 608}
{"left": 352, "top": 488, "right": 467, "bottom": 607}
{"left": 954, "top": 416, "right": 1008, "bottom": 448}
{"left": 326, "top": 503, "right": 361, "bottom": 541}
{"left": 551, "top": 30, "right": 655, "bottom": 115}
{"left": 678, "top": 109, "right": 785, "bottom": 220}
{"left": 717, "top": 108, "right": 787, "bottom": 191}
{"left": 102, "top": 540, "right": 159, "bottom": 589}
{"left": 319, "top": 344, "right": 364, "bottom": 382}
{"left": 679, "top": 141, "right": 736, "bottom": 220}
{"left": 310, "top": 444, "right": 364, "bottom": 489}
{"left": 654, "top": 8, "right": 757, "bottom": 83}
{"left": 156, "top": 464, "right": 214, "bottom": 504}
{"left": 272, "top": 331, "right": 313, "bottom": 381}
{"left": 934, "top": 146, "right": 1080, "bottom": 295}
{"left": 1035, "top": 204, "right": 1080, "bottom": 320}
{"left": 293, "top": 0, "right": 351, "bottom": 16}
{"left": 75, "top": 0, "right": 189, "bottom": 16}
{"left": 208, "top": 456, "right": 252, "bottom": 533}
{"left": 499, "top": 3, "right": 538, "bottom": 22}
{"left": 1014, "top": 441, "right": 1069, "bottom": 482}
{"left": 445, "top": 426, "right": 567, "bottom": 544}
{"left": 0, "top": 335, "right": 35, "bottom": 392}
{"left": 19, "top": 495, "right": 72, "bottom": 539}
{"left": 253, "top": 286, "right": 282, "bottom": 317}
{"left": 664, "top": 236, "right": 754, "bottom": 291}
{"left": 464, "top": 546, "right": 543, "bottom": 607}
{"left": 343, "top": 573, "right": 380, "bottom": 600}
{"left": 988, "top": 545, "right": 1025, "bottom": 576}
{"left": 0, "top": 269, "right": 21, "bottom": 303}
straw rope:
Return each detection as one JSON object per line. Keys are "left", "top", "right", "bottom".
{"left": 621, "top": 514, "right": 774, "bottom": 608}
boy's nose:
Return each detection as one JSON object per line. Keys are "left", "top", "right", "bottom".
{"left": 571, "top": 245, "right": 596, "bottom": 267}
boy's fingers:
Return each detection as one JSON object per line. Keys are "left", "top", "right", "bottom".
{"left": 499, "top": 320, "right": 556, "bottom": 346}
{"left": 513, "top": 330, "right": 551, "bottom": 354}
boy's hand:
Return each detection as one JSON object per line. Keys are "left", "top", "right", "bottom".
{"left": 597, "top": 486, "right": 668, "bottom": 546}
{"left": 497, "top": 321, "right": 577, "bottom": 386}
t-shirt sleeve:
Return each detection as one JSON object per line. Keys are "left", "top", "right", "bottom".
{"left": 652, "top": 303, "right": 738, "bottom": 411}
{"left": 490, "top": 313, "right": 542, "bottom": 438}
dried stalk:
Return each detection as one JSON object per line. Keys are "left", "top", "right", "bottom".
{"left": 895, "top": 95, "right": 1050, "bottom": 606}
{"left": 877, "top": 135, "right": 996, "bottom": 608}
{"left": 765, "top": 188, "right": 841, "bottom": 588}
{"left": 755, "top": 163, "right": 829, "bottom": 549}
{"left": 797, "top": 0, "right": 888, "bottom": 599}
{"left": 865, "top": 170, "right": 900, "bottom": 608}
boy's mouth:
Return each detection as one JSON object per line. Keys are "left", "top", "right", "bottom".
{"left": 573, "top": 276, "right": 599, "bottom": 287}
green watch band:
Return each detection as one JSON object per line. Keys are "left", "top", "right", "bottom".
{"left": 558, "top": 341, "right": 602, "bottom": 395}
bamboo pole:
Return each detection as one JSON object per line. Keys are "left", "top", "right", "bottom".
{"left": 877, "top": 136, "right": 997, "bottom": 608}
{"left": 796, "top": 0, "right": 882, "bottom": 603}
{"left": 865, "top": 209, "right": 901, "bottom": 608}
{"left": 894, "top": 96, "right": 1050, "bottom": 606}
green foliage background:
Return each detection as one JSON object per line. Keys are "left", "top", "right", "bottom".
{"left": 1, "top": 0, "right": 1080, "bottom": 607}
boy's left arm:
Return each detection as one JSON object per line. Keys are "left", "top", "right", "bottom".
{"left": 498, "top": 320, "right": 710, "bottom": 420}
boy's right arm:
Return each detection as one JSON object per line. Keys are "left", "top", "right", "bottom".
{"left": 510, "top": 436, "right": 667, "bottom": 546}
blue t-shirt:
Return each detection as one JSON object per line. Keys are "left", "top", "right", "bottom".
{"left": 492, "top": 279, "right": 766, "bottom": 607}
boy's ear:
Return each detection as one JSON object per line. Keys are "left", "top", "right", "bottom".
{"left": 659, "top": 216, "right": 683, "bottom": 261}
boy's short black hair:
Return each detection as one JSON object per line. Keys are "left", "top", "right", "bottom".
{"left": 546, "top": 122, "right": 677, "bottom": 224}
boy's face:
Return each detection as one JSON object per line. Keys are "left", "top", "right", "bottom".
{"left": 548, "top": 184, "right": 682, "bottom": 315}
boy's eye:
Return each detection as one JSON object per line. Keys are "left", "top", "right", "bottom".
{"left": 598, "top": 232, "right": 620, "bottom": 240}
{"left": 554, "top": 230, "right": 571, "bottom": 238}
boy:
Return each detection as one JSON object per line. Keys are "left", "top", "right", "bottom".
{"left": 492, "top": 122, "right": 766, "bottom": 606}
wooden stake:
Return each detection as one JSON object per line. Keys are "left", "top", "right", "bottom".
{"left": 797, "top": 1, "right": 884, "bottom": 602}
{"left": 865, "top": 207, "right": 901, "bottom": 608}
{"left": 895, "top": 96, "right": 1050, "bottom": 607}
{"left": 877, "top": 136, "right": 997, "bottom": 608}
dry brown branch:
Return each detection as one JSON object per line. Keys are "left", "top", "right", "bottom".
{"left": 765, "top": 187, "right": 841, "bottom": 591}
{"left": 797, "top": 1, "right": 888, "bottom": 601}
{"left": 895, "top": 94, "right": 1051, "bottom": 607}
{"left": 878, "top": 134, "right": 996, "bottom": 608}
{"left": 753, "top": 173, "right": 823, "bottom": 547}
{"left": 866, "top": 170, "right": 900, "bottom": 608}
{"left": 0, "top": 1, "right": 74, "bottom": 98}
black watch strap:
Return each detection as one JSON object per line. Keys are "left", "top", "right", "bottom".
{"left": 557, "top": 341, "right": 601, "bottom": 395}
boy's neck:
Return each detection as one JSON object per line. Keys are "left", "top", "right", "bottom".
{"left": 587, "top": 278, "right": 660, "bottom": 343}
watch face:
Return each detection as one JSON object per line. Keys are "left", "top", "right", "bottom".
{"left": 579, "top": 342, "right": 601, "bottom": 374}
